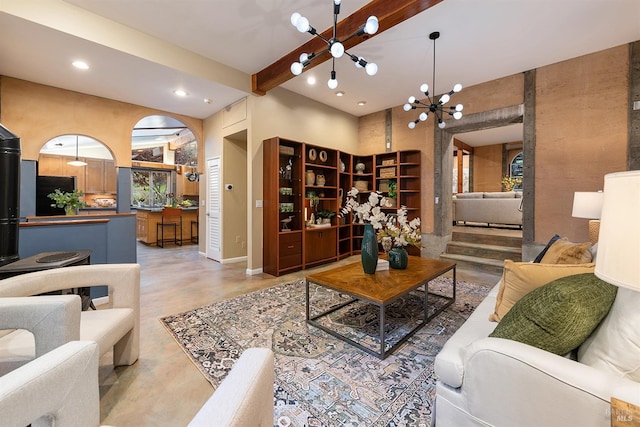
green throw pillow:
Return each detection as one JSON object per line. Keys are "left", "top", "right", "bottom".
{"left": 489, "top": 273, "right": 617, "bottom": 355}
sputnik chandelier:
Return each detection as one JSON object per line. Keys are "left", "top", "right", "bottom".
{"left": 290, "top": 0, "right": 379, "bottom": 89}
{"left": 404, "top": 32, "right": 463, "bottom": 129}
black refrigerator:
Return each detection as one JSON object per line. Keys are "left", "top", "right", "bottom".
{"left": 36, "top": 175, "right": 76, "bottom": 216}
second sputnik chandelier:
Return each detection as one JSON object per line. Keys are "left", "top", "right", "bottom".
{"left": 404, "top": 31, "right": 463, "bottom": 129}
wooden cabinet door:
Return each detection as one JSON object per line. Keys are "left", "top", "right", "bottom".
{"left": 38, "top": 154, "right": 64, "bottom": 176}
{"left": 305, "top": 228, "right": 337, "bottom": 264}
{"left": 104, "top": 160, "right": 117, "bottom": 194}
{"left": 85, "top": 158, "right": 105, "bottom": 193}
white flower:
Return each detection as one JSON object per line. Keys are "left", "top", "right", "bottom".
{"left": 340, "top": 187, "right": 391, "bottom": 229}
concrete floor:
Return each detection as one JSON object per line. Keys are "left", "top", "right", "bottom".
{"left": 99, "top": 241, "right": 502, "bottom": 426}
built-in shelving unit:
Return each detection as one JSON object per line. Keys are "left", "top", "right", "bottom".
{"left": 263, "top": 137, "right": 421, "bottom": 276}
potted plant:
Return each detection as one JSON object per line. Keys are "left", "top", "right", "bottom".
{"left": 48, "top": 188, "right": 87, "bottom": 215}
{"left": 387, "top": 179, "right": 398, "bottom": 207}
{"left": 316, "top": 210, "right": 336, "bottom": 224}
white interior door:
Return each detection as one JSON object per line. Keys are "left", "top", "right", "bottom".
{"left": 206, "top": 157, "right": 221, "bottom": 261}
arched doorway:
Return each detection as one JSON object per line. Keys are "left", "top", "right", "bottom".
{"left": 37, "top": 134, "right": 116, "bottom": 215}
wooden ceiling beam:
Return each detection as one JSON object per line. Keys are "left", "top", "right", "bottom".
{"left": 252, "top": 0, "right": 443, "bottom": 95}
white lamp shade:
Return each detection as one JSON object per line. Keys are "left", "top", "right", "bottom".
{"left": 594, "top": 171, "right": 640, "bottom": 291}
{"left": 571, "top": 191, "right": 604, "bottom": 219}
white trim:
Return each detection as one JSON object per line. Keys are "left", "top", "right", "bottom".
{"left": 221, "top": 256, "right": 247, "bottom": 264}
{"left": 246, "top": 267, "right": 263, "bottom": 276}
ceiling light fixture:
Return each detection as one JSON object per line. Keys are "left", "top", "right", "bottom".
{"left": 203, "top": 98, "right": 212, "bottom": 104}
{"left": 404, "top": 32, "right": 463, "bottom": 130}
{"left": 336, "top": 91, "right": 345, "bottom": 97}
{"left": 290, "top": 0, "right": 379, "bottom": 90}
{"left": 307, "top": 76, "right": 316, "bottom": 85}
{"left": 174, "top": 89, "right": 188, "bottom": 97}
{"left": 67, "top": 135, "right": 87, "bottom": 167}
{"left": 357, "top": 101, "right": 366, "bottom": 106}
{"left": 72, "top": 60, "right": 89, "bottom": 70}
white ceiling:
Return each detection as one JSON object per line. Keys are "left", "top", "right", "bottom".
{"left": 1, "top": 0, "right": 639, "bottom": 146}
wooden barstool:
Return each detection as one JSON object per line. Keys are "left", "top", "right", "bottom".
{"left": 190, "top": 209, "right": 199, "bottom": 244}
{"left": 157, "top": 207, "right": 182, "bottom": 247}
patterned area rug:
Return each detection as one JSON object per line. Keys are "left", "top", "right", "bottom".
{"left": 161, "top": 277, "right": 491, "bottom": 427}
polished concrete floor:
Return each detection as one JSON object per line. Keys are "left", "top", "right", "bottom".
{"left": 99, "top": 241, "right": 502, "bottom": 426}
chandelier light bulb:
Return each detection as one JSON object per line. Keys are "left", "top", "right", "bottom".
{"left": 455, "top": 104, "right": 464, "bottom": 112}
{"left": 440, "top": 94, "right": 451, "bottom": 104}
{"left": 365, "top": 62, "right": 378, "bottom": 76}
{"left": 334, "top": 0, "right": 341, "bottom": 5}
{"left": 420, "top": 83, "right": 429, "bottom": 93}
{"left": 419, "top": 112, "right": 428, "bottom": 121}
{"left": 290, "top": 12, "right": 301, "bottom": 27}
{"left": 299, "top": 53, "right": 308, "bottom": 62}
{"left": 453, "top": 111, "right": 462, "bottom": 120}
{"left": 328, "top": 77, "right": 338, "bottom": 89}
{"left": 330, "top": 41, "right": 344, "bottom": 58}
{"left": 438, "top": 121, "right": 447, "bottom": 129}
{"left": 408, "top": 121, "right": 416, "bottom": 129}
{"left": 364, "top": 16, "right": 379, "bottom": 34}
{"left": 296, "top": 16, "right": 310, "bottom": 33}
{"left": 355, "top": 56, "right": 364, "bottom": 69}
{"left": 453, "top": 83, "right": 463, "bottom": 92}
{"left": 408, "top": 96, "right": 416, "bottom": 104}
{"left": 291, "top": 62, "right": 303, "bottom": 75}
{"left": 403, "top": 103, "right": 412, "bottom": 112}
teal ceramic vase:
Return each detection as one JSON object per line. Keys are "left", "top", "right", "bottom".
{"left": 361, "top": 223, "right": 378, "bottom": 274}
{"left": 388, "top": 246, "right": 408, "bottom": 269}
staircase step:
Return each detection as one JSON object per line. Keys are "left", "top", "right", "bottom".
{"left": 452, "top": 231, "right": 522, "bottom": 248}
{"left": 440, "top": 253, "right": 506, "bottom": 276}
{"left": 445, "top": 241, "right": 522, "bottom": 262}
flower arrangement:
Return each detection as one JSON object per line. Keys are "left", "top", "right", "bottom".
{"left": 340, "top": 188, "right": 391, "bottom": 229}
{"left": 48, "top": 188, "right": 87, "bottom": 215}
{"left": 377, "top": 205, "right": 422, "bottom": 248}
{"left": 501, "top": 176, "right": 522, "bottom": 192}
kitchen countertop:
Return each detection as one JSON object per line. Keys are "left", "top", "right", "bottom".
{"left": 134, "top": 206, "right": 198, "bottom": 212}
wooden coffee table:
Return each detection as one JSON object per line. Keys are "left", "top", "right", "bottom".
{"left": 305, "top": 256, "right": 456, "bottom": 359}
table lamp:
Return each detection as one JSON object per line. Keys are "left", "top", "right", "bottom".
{"left": 595, "top": 171, "right": 640, "bottom": 290}
{"left": 594, "top": 171, "right": 640, "bottom": 425}
{"left": 572, "top": 191, "right": 604, "bottom": 244}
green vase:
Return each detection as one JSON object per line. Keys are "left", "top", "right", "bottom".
{"left": 361, "top": 223, "right": 378, "bottom": 274}
{"left": 64, "top": 205, "right": 76, "bottom": 216}
{"left": 388, "top": 246, "right": 408, "bottom": 269}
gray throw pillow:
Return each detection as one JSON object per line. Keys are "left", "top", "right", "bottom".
{"left": 489, "top": 273, "right": 617, "bottom": 355}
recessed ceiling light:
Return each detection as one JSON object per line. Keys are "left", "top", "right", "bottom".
{"left": 357, "top": 101, "right": 366, "bottom": 106}
{"left": 307, "top": 76, "right": 316, "bottom": 85}
{"left": 203, "top": 98, "right": 212, "bottom": 104}
{"left": 174, "top": 89, "right": 188, "bottom": 97}
{"left": 72, "top": 60, "right": 89, "bottom": 70}
{"left": 336, "top": 91, "right": 345, "bottom": 97}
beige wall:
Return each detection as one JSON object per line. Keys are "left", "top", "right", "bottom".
{"left": 473, "top": 144, "right": 503, "bottom": 192}
{"left": 535, "top": 44, "right": 628, "bottom": 243}
{"left": 204, "top": 87, "right": 359, "bottom": 271}
{"left": 0, "top": 77, "right": 203, "bottom": 167}
{"left": 222, "top": 135, "right": 248, "bottom": 259}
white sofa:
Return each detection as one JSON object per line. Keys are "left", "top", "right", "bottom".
{"left": 453, "top": 192, "right": 522, "bottom": 226}
{"left": 189, "top": 347, "right": 274, "bottom": 427}
{"left": 433, "top": 282, "right": 640, "bottom": 427}
{"left": 0, "top": 263, "right": 140, "bottom": 375}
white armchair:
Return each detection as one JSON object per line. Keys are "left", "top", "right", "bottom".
{"left": 0, "top": 263, "right": 140, "bottom": 374}
{"left": 0, "top": 340, "right": 100, "bottom": 427}
{"left": 189, "top": 347, "right": 275, "bottom": 427}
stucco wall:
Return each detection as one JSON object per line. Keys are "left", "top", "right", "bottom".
{"left": 534, "top": 44, "right": 628, "bottom": 243}
{"left": 0, "top": 77, "right": 203, "bottom": 167}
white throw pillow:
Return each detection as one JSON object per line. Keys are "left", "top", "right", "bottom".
{"left": 577, "top": 287, "right": 640, "bottom": 381}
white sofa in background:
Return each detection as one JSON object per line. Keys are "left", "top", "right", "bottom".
{"left": 189, "top": 347, "right": 274, "bottom": 427}
{"left": 453, "top": 192, "right": 522, "bottom": 226}
{"left": 0, "top": 263, "right": 140, "bottom": 375}
{"left": 433, "top": 282, "right": 640, "bottom": 427}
